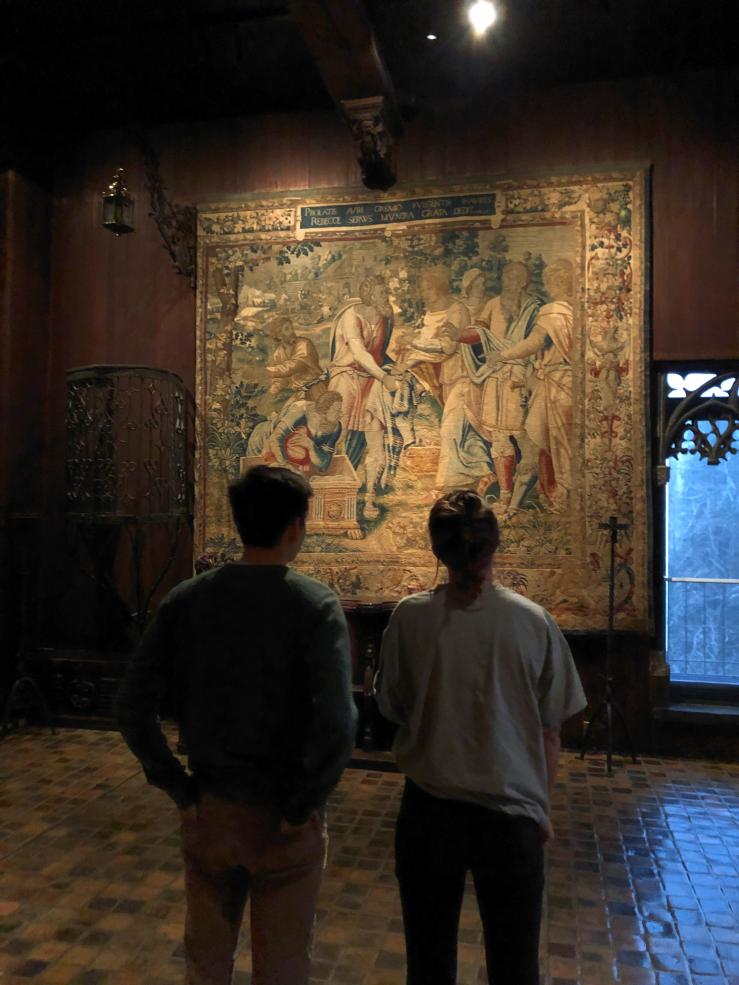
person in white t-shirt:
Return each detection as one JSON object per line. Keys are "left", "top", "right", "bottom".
{"left": 375, "top": 490, "right": 586, "bottom": 985}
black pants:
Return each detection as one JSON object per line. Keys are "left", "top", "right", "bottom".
{"left": 395, "top": 780, "right": 544, "bottom": 985}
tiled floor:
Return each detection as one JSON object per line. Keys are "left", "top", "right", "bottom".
{"left": 1, "top": 730, "right": 738, "bottom": 985}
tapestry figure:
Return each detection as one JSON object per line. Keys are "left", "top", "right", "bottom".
{"left": 328, "top": 274, "right": 398, "bottom": 519}
{"left": 258, "top": 316, "right": 325, "bottom": 415}
{"left": 459, "top": 260, "right": 542, "bottom": 510}
{"left": 248, "top": 391, "right": 343, "bottom": 477}
{"left": 493, "top": 258, "right": 575, "bottom": 514}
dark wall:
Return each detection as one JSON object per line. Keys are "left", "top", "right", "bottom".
{"left": 2, "top": 67, "right": 737, "bottom": 723}
{"left": 0, "top": 172, "right": 51, "bottom": 514}
{"left": 41, "top": 66, "right": 737, "bottom": 601}
{"left": 46, "top": 67, "right": 737, "bottom": 406}
{"left": 0, "top": 171, "right": 51, "bottom": 690}
{"left": 42, "top": 66, "right": 738, "bottom": 497}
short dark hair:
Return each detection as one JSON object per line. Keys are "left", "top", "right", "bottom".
{"left": 228, "top": 466, "right": 312, "bottom": 548}
{"left": 358, "top": 273, "right": 386, "bottom": 304}
{"left": 314, "top": 390, "right": 342, "bottom": 413}
{"left": 428, "top": 490, "right": 500, "bottom": 592}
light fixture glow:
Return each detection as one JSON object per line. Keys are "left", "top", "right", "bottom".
{"left": 426, "top": 33, "right": 437, "bottom": 40}
{"left": 468, "top": 0, "right": 497, "bottom": 36}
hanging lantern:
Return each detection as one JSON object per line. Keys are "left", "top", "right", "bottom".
{"left": 102, "top": 168, "right": 135, "bottom": 236}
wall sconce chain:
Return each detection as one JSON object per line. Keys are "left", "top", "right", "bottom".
{"left": 141, "top": 138, "right": 197, "bottom": 289}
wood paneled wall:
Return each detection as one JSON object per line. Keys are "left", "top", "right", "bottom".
{"left": 404, "top": 71, "right": 737, "bottom": 363}
{"left": 1, "top": 172, "right": 51, "bottom": 513}
{"left": 1, "top": 67, "right": 735, "bottom": 668}
{"left": 45, "top": 70, "right": 737, "bottom": 415}
{"left": 0, "top": 171, "right": 51, "bottom": 684}
{"left": 0, "top": 66, "right": 735, "bottom": 740}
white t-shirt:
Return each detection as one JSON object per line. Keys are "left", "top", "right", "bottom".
{"left": 375, "top": 583, "right": 587, "bottom": 824}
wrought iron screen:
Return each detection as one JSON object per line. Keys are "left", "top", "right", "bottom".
{"left": 65, "top": 365, "right": 194, "bottom": 521}
{"left": 64, "top": 365, "right": 195, "bottom": 648}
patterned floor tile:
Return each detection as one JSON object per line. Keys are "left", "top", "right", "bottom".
{"left": 1, "top": 730, "right": 738, "bottom": 983}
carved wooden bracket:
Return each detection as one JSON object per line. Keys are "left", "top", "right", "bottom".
{"left": 341, "top": 95, "right": 397, "bottom": 191}
{"left": 292, "top": 0, "right": 402, "bottom": 191}
{"left": 142, "top": 141, "right": 197, "bottom": 289}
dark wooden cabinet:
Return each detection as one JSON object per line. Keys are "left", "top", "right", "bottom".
{"left": 343, "top": 601, "right": 396, "bottom": 751}
{"left": 22, "top": 648, "right": 128, "bottom": 729}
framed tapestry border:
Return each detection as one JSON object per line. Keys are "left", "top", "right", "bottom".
{"left": 195, "top": 168, "right": 650, "bottom": 632}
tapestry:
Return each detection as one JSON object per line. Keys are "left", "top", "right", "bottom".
{"left": 196, "top": 170, "right": 649, "bottom": 631}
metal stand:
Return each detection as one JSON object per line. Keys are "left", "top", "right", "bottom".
{"left": 580, "top": 515, "right": 637, "bottom": 775}
{"left": 1, "top": 515, "right": 56, "bottom": 740}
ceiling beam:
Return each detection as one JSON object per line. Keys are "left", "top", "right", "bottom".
{"left": 291, "top": 0, "right": 401, "bottom": 189}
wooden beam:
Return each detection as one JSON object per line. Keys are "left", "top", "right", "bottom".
{"left": 291, "top": 0, "right": 397, "bottom": 114}
{"left": 291, "top": 0, "right": 401, "bottom": 188}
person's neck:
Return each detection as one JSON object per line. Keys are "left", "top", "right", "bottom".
{"left": 445, "top": 564, "right": 494, "bottom": 602}
{"left": 364, "top": 302, "right": 387, "bottom": 320}
{"left": 240, "top": 546, "right": 292, "bottom": 566}
{"left": 501, "top": 288, "right": 523, "bottom": 309}
{"left": 427, "top": 294, "right": 450, "bottom": 312}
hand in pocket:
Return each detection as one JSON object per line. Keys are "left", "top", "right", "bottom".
{"left": 539, "top": 816, "right": 555, "bottom": 845}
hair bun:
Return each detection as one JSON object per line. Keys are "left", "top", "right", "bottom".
{"left": 428, "top": 489, "right": 500, "bottom": 575}
{"left": 459, "top": 490, "right": 481, "bottom": 517}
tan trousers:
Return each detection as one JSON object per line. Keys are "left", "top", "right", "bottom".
{"left": 181, "top": 794, "right": 327, "bottom": 985}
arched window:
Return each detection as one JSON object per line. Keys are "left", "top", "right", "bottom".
{"left": 657, "top": 370, "right": 739, "bottom": 686}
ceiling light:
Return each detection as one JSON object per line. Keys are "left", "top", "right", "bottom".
{"left": 426, "top": 33, "right": 437, "bottom": 40}
{"left": 468, "top": 0, "right": 497, "bottom": 37}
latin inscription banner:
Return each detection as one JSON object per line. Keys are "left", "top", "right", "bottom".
{"left": 299, "top": 193, "right": 496, "bottom": 230}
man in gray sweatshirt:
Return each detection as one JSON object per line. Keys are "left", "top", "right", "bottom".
{"left": 117, "top": 465, "right": 357, "bottom": 985}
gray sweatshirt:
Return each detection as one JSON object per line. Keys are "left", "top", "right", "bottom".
{"left": 117, "top": 564, "right": 357, "bottom": 823}
{"left": 376, "top": 583, "right": 586, "bottom": 824}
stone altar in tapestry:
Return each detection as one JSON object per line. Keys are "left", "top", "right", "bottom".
{"left": 196, "top": 170, "right": 649, "bottom": 631}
